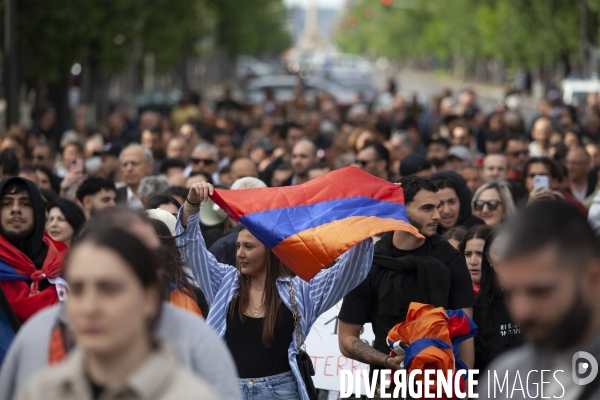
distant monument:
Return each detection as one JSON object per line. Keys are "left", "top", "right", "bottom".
{"left": 298, "top": 0, "right": 325, "bottom": 51}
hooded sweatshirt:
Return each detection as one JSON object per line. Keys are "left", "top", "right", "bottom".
{"left": 432, "top": 170, "right": 484, "bottom": 233}
{"left": 0, "top": 177, "right": 67, "bottom": 323}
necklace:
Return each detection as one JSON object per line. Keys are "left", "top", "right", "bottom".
{"left": 250, "top": 297, "right": 263, "bottom": 317}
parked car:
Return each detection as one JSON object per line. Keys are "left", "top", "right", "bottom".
{"left": 237, "top": 55, "right": 275, "bottom": 83}
{"left": 327, "top": 69, "right": 377, "bottom": 103}
{"left": 135, "top": 89, "right": 182, "bottom": 114}
{"left": 244, "top": 75, "right": 357, "bottom": 107}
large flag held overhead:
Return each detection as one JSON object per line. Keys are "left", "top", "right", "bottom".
{"left": 210, "top": 166, "right": 423, "bottom": 281}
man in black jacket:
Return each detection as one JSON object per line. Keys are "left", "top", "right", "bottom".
{"left": 338, "top": 176, "right": 475, "bottom": 397}
{"left": 431, "top": 170, "right": 484, "bottom": 234}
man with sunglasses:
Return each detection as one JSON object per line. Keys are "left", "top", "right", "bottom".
{"left": 188, "top": 143, "right": 219, "bottom": 183}
{"left": 505, "top": 135, "right": 530, "bottom": 180}
{"left": 355, "top": 142, "right": 391, "bottom": 181}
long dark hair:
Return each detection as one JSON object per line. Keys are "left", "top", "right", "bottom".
{"left": 458, "top": 224, "right": 492, "bottom": 254}
{"left": 229, "top": 225, "right": 290, "bottom": 348}
{"left": 475, "top": 229, "right": 502, "bottom": 352}
{"left": 150, "top": 218, "right": 197, "bottom": 302}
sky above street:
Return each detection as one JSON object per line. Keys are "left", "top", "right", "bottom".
{"left": 284, "top": 0, "right": 344, "bottom": 9}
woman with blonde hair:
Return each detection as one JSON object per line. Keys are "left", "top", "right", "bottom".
{"left": 346, "top": 127, "right": 379, "bottom": 154}
{"left": 471, "top": 182, "right": 516, "bottom": 228}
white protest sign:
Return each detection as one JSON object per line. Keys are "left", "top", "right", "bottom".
{"left": 305, "top": 300, "right": 376, "bottom": 391}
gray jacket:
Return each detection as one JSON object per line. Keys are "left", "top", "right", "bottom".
{"left": 15, "top": 341, "right": 220, "bottom": 400}
{"left": 479, "top": 333, "right": 600, "bottom": 399}
{"left": 0, "top": 303, "right": 241, "bottom": 400}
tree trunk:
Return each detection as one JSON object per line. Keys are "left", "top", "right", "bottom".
{"left": 562, "top": 54, "right": 572, "bottom": 78}
{"left": 48, "top": 73, "right": 70, "bottom": 129}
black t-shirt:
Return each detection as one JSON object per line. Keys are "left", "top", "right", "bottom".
{"left": 226, "top": 301, "right": 295, "bottom": 378}
{"left": 473, "top": 295, "right": 524, "bottom": 371}
{"left": 338, "top": 238, "right": 475, "bottom": 375}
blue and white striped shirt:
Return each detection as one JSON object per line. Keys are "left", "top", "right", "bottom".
{"left": 176, "top": 210, "right": 374, "bottom": 400}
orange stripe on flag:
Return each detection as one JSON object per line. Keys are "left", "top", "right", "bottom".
{"left": 273, "top": 216, "right": 423, "bottom": 281}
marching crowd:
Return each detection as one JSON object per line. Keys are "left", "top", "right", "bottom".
{"left": 0, "top": 82, "right": 598, "bottom": 399}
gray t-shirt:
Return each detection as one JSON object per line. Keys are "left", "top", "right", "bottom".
{"left": 0, "top": 303, "right": 241, "bottom": 400}
{"left": 479, "top": 334, "right": 600, "bottom": 399}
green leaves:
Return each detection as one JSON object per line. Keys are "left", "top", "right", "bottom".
{"left": 336, "top": 0, "right": 582, "bottom": 69}
{"left": 11, "top": 0, "right": 290, "bottom": 83}
{"left": 209, "top": 0, "right": 291, "bottom": 56}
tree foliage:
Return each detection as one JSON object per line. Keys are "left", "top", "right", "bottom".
{"left": 5, "top": 0, "right": 290, "bottom": 84}
{"left": 336, "top": 0, "right": 583, "bottom": 69}
{"left": 211, "top": 0, "right": 291, "bottom": 56}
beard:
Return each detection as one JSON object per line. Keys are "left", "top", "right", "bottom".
{"left": 0, "top": 224, "right": 34, "bottom": 244}
{"left": 430, "top": 157, "right": 446, "bottom": 168}
{"left": 525, "top": 290, "right": 592, "bottom": 351}
{"left": 408, "top": 215, "right": 434, "bottom": 238}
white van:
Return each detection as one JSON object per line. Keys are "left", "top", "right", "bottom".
{"left": 561, "top": 77, "right": 600, "bottom": 106}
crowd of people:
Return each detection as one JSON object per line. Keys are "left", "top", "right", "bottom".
{"left": 0, "top": 79, "right": 598, "bottom": 399}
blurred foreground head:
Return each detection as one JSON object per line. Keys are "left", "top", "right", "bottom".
{"left": 495, "top": 200, "right": 600, "bottom": 351}
{"left": 65, "top": 227, "right": 162, "bottom": 357}
{"left": 79, "top": 206, "right": 160, "bottom": 250}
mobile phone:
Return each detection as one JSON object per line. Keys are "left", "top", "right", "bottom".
{"left": 533, "top": 175, "right": 549, "bottom": 191}
{"left": 69, "top": 158, "right": 84, "bottom": 172}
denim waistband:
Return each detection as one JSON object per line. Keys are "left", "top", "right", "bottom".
{"left": 238, "top": 370, "right": 295, "bottom": 385}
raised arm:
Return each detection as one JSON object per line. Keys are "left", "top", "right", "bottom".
{"left": 302, "top": 238, "right": 374, "bottom": 321}
{"left": 176, "top": 183, "right": 235, "bottom": 305}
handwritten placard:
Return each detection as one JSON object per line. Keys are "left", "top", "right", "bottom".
{"left": 305, "top": 300, "right": 376, "bottom": 391}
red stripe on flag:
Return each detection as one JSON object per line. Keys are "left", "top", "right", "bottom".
{"left": 211, "top": 166, "right": 405, "bottom": 220}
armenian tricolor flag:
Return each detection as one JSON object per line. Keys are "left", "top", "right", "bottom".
{"left": 0, "top": 235, "right": 66, "bottom": 322}
{"left": 211, "top": 166, "right": 423, "bottom": 281}
{"left": 387, "top": 302, "right": 478, "bottom": 399}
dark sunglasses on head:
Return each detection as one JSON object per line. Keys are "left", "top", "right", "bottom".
{"left": 509, "top": 150, "right": 529, "bottom": 157}
{"left": 473, "top": 200, "right": 502, "bottom": 211}
{"left": 190, "top": 157, "right": 215, "bottom": 165}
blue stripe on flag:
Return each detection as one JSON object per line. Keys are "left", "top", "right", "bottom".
{"left": 0, "top": 259, "right": 28, "bottom": 282}
{"left": 238, "top": 196, "right": 408, "bottom": 249}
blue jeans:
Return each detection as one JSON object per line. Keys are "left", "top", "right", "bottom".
{"left": 238, "top": 371, "right": 300, "bottom": 400}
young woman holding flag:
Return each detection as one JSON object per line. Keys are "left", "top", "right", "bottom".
{"left": 177, "top": 181, "right": 375, "bottom": 400}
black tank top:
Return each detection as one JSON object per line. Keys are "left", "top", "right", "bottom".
{"left": 226, "top": 300, "right": 295, "bottom": 378}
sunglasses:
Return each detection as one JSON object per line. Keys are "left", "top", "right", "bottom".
{"left": 355, "top": 159, "right": 374, "bottom": 167}
{"left": 190, "top": 158, "right": 215, "bottom": 165}
{"left": 473, "top": 200, "right": 502, "bottom": 211}
{"left": 508, "top": 150, "right": 529, "bottom": 157}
